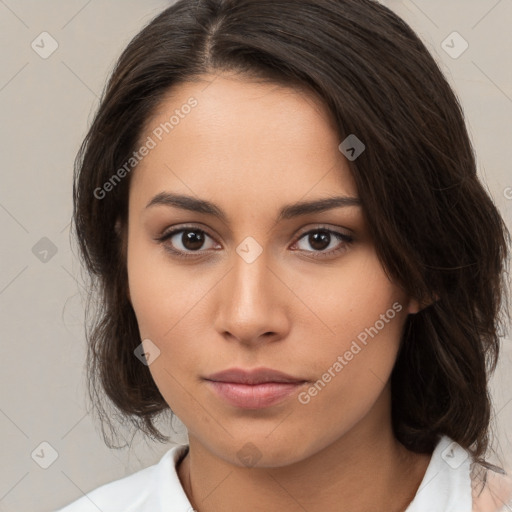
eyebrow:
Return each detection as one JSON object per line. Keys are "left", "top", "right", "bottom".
{"left": 145, "top": 192, "right": 362, "bottom": 222}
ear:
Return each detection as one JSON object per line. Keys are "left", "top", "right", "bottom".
{"left": 406, "top": 294, "right": 438, "bottom": 315}
{"left": 406, "top": 298, "right": 422, "bottom": 315}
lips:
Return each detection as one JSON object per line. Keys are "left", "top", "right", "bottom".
{"left": 203, "top": 367, "right": 308, "bottom": 409}
{"left": 205, "top": 367, "right": 306, "bottom": 385}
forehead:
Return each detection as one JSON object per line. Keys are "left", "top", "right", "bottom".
{"left": 130, "top": 74, "right": 358, "bottom": 210}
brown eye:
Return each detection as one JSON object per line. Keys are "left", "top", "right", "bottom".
{"left": 180, "top": 230, "right": 206, "bottom": 251}
{"left": 307, "top": 230, "right": 332, "bottom": 251}
{"left": 158, "top": 227, "right": 219, "bottom": 257}
{"left": 293, "top": 228, "right": 353, "bottom": 259}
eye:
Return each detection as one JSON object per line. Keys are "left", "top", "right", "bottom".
{"left": 291, "top": 228, "right": 353, "bottom": 259}
{"left": 157, "top": 226, "right": 219, "bottom": 258}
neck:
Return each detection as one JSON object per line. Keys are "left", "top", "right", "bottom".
{"left": 177, "top": 395, "right": 431, "bottom": 512}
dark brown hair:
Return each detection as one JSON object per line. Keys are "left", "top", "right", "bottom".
{"left": 73, "top": 0, "right": 510, "bottom": 464}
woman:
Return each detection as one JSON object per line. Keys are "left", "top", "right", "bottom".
{"left": 57, "top": 0, "right": 512, "bottom": 510}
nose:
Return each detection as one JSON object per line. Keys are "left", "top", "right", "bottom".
{"left": 213, "top": 249, "right": 290, "bottom": 346}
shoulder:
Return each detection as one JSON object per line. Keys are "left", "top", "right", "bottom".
{"left": 471, "top": 460, "right": 512, "bottom": 512}
{"left": 55, "top": 460, "right": 162, "bottom": 512}
{"left": 54, "top": 445, "right": 189, "bottom": 512}
{"left": 406, "top": 435, "right": 511, "bottom": 512}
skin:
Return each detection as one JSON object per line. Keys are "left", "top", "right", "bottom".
{"left": 125, "top": 72, "right": 432, "bottom": 512}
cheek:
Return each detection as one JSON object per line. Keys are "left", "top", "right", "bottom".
{"left": 126, "top": 228, "right": 204, "bottom": 338}
{"left": 297, "top": 247, "right": 407, "bottom": 345}
{"left": 297, "top": 250, "right": 407, "bottom": 402}
{"left": 126, "top": 235, "right": 213, "bottom": 398}
{"left": 126, "top": 250, "right": 200, "bottom": 417}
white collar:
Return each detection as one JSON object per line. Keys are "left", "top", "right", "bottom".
{"left": 150, "top": 443, "right": 193, "bottom": 512}
{"left": 405, "top": 435, "right": 472, "bottom": 511}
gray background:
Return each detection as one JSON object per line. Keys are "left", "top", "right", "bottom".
{"left": 0, "top": 1, "right": 511, "bottom": 511}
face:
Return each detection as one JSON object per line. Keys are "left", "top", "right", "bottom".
{"left": 126, "top": 73, "right": 419, "bottom": 467}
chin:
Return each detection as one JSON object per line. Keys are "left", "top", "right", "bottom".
{"left": 202, "top": 429, "right": 321, "bottom": 469}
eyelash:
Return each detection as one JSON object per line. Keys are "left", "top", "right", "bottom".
{"left": 156, "top": 224, "right": 354, "bottom": 260}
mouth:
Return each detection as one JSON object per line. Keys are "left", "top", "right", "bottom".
{"left": 203, "top": 367, "right": 309, "bottom": 409}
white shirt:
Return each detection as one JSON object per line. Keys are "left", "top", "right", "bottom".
{"left": 56, "top": 435, "right": 512, "bottom": 512}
